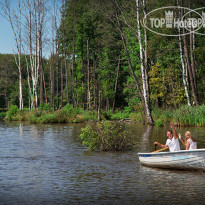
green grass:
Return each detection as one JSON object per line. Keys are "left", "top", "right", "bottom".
{"left": 173, "top": 105, "right": 205, "bottom": 126}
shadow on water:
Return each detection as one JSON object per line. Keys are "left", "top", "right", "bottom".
{"left": 0, "top": 119, "right": 205, "bottom": 204}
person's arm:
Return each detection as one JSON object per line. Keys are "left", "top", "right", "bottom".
{"left": 178, "top": 133, "right": 186, "bottom": 147}
{"left": 186, "top": 141, "right": 190, "bottom": 150}
{"left": 170, "top": 123, "right": 178, "bottom": 139}
{"left": 154, "top": 142, "right": 168, "bottom": 149}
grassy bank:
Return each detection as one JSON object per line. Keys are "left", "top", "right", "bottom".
{"left": 5, "top": 104, "right": 98, "bottom": 123}
{"left": 4, "top": 104, "right": 205, "bottom": 126}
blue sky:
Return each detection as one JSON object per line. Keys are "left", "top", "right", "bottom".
{"left": 0, "top": 0, "right": 62, "bottom": 57}
{"left": 0, "top": 12, "right": 16, "bottom": 54}
{"left": 0, "top": 0, "right": 19, "bottom": 54}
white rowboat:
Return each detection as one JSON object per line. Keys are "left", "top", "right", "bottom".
{"left": 138, "top": 149, "right": 205, "bottom": 171}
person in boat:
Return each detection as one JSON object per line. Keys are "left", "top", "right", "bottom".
{"left": 178, "top": 131, "right": 197, "bottom": 150}
{"left": 154, "top": 123, "right": 180, "bottom": 152}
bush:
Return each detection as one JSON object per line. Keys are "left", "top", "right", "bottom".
{"left": 79, "top": 121, "right": 133, "bottom": 151}
{"left": 73, "top": 114, "right": 85, "bottom": 123}
{"left": 83, "top": 110, "right": 98, "bottom": 121}
{"left": 124, "top": 106, "right": 132, "bottom": 114}
{"left": 0, "top": 112, "right": 6, "bottom": 117}
{"left": 110, "top": 111, "right": 129, "bottom": 120}
{"left": 34, "top": 111, "right": 42, "bottom": 117}
{"left": 7, "top": 105, "right": 19, "bottom": 120}
{"left": 156, "top": 119, "right": 163, "bottom": 127}
{"left": 38, "top": 103, "right": 51, "bottom": 111}
{"left": 101, "top": 110, "right": 112, "bottom": 120}
{"left": 40, "top": 113, "right": 58, "bottom": 123}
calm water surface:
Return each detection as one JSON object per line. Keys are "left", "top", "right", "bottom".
{"left": 0, "top": 119, "right": 205, "bottom": 204}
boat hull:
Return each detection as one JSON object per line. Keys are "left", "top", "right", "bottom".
{"left": 138, "top": 149, "right": 205, "bottom": 171}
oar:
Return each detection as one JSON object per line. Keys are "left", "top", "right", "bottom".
{"left": 152, "top": 147, "right": 168, "bottom": 153}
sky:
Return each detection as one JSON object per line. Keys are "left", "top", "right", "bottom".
{"left": 0, "top": 0, "right": 62, "bottom": 58}
{"left": 0, "top": 0, "right": 20, "bottom": 55}
{"left": 0, "top": 10, "right": 16, "bottom": 54}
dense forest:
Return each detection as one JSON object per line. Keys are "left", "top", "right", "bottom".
{"left": 0, "top": 0, "right": 204, "bottom": 124}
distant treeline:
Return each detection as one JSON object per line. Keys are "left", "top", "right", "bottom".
{"left": 0, "top": 0, "right": 204, "bottom": 124}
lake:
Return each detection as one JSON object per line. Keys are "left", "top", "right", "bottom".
{"left": 0, "top": 119, "right": 205, "bottom": 204}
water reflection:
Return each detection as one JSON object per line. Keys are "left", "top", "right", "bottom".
{"left": 140, "top": 125, "right": 153, "bottom": 152}
{"left": 0, "top": 120, "right": 204, "bottom": 204}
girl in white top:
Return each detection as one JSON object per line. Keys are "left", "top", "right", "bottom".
{"left": 179, "top": 131, "right": 197, "bottom": 150}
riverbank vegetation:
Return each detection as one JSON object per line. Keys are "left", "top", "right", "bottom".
{"left": 5, "top": 104, "right": 205, "bottom": 127}
{"left": 0, "top": 0, "right": 204, "bottom": 126}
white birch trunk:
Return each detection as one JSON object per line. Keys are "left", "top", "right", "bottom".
{"left": 87, "top": 38, "right": 91, "bottom": 110}
{"left": 136, "top": 0, "right": 153, "bottom": 124}
{"left": 2, "top": 0, "right": 24, "bottom": 109}
{"left": 23, "top": 0, "right": 45, "bottom": 110}
{"left": 18, "top": 1, "right": 23, "bottom": 110}
{"left": 178, "top": 27, "right": 191, "bottom": 106}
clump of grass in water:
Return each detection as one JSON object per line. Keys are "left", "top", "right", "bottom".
{"left": 79, "top": 120, "right": 133, "bottom": 151}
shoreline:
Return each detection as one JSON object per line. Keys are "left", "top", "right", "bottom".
{"left": 2, "top": 104, "right": 205, "bottom": 127}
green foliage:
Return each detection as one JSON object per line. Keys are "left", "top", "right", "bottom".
{"left": 1, "top": 0, "right": 205, "bottom": 124}
{"left": 73, "top": 114, "right": 85, "bottom": 123}
{"left": 83, "top": 110, "right": 98, "bottom": 121}
{"left": 79, "top": 125, "right": 98, "bottom": 150}
{"left": 124, "top": 106, "right": 132, "bottom": 114}
{"left": 40, "top": 113, "right": 58, "bottom": 123}
{"left": 4, "top": 104, "right": 205, "bottom": 127}
{"left": 129, "top": 112, "right": 142, "bottom": 122}
{"left": 6, "top": 105, "right": 19, "bottom": 121}
{"left": 0, "top": 112, "right": 6, "bottom": 117}
{"left": 34, "top": 111, "right": 42, "bottom": 118}
{"left": 152, "top": 109, "right": 173, "bottom": 123}
{"left": 173, "top": 105, "right": 205, "bottom": 126}
{"left": 63, "top": 104, "right": 81, "bottom": 116}
{"left": 38, "top": 103, "right": 51, "bottom": 111}
{"left": 156, "top": 119, "right": 163, "bottom": 127}
{"left": 110, "top": 111, "right": 129, "bottom": 120}
{"left": 149, "top": 63, "right": 186, "bottom": 108}
{"left": 79, "top": 121, "right": 133, "bottom": 151}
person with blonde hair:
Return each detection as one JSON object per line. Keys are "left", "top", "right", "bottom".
{"left": 178, "top": 131, "right": 197, "bottom": 150}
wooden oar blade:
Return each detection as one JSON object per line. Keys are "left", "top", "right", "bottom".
{"left": 152, "top": 147, "right": 168, "bottom": 153}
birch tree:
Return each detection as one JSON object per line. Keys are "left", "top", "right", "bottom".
{"left": 178, "top": 27, "right": 191, "bottom": 106}
{"left": 113, "top": 0, "right": 153, "bottom": 123}
{"left": 135, "top": 0, "right": 153, "bottom": 124}
{"left": 179, "top": 5, "right": 199, "bottom": 105}
{"left": 1, "top": 0, "right": 23, "bottom": 109}
{"left": 23, "top": 0, "right": 46, "bottom": 109}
